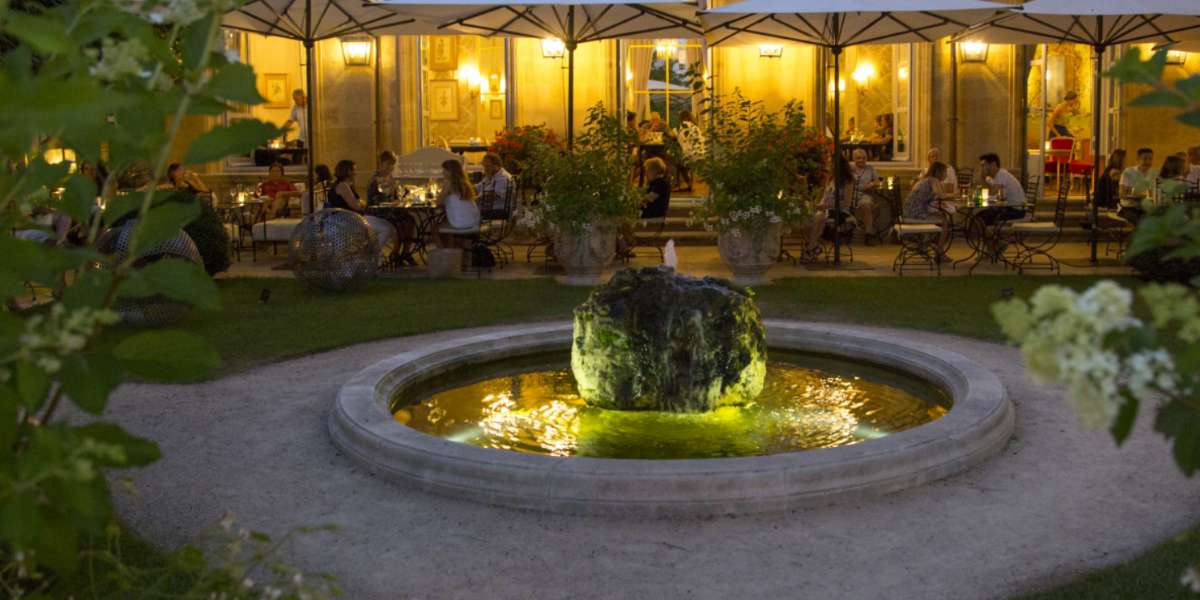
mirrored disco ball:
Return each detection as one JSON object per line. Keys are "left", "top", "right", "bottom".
{"left": 110, "top": 220, "right": 205, "bottom": 327}
{"left": 289, "top": 209, "right": 380, "bottom": 291}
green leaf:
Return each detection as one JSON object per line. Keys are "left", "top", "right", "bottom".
{"left": 60, "top": 353, "right": 122, "bottom": 415}
{"left": 1177, "top": 110, "right": 1200, "bottom": 129}
{"left": 0, "top": 235, "right": 76, "bottom": 285}
{"left": 15, "top": 358, "right": 51, "bottom": 412}
{"left": 63, "top": 268, "right": 114, "bottom": 310}
{"left": 62, "top": 172, "right": 99, "bottom": 224}
{"left": 1176, "top": 74, "right": 1200, "bottom": 101}
{"left": 135, "top": 199, "right": 201, "bottom": 253}
{"left": 1110, "top": 394, "right": 1139, "bottom": 445}
{"left": 181, "top": 13, "right": 217, "bottom": 70}
{"left": 183, "top": 119, "right": 283, "bottom": 164}
{"left": 74, "top": 423, "right": 161, "bottom": 467}
{"left": 113, "top": 330, "right": 219, "bottom": 382}
{"left": 207, "top": 61, "right": 265, "bottom": 105}
{"left": 102, "top": 193, "right": 146, "bottom": 226}
{"left": 34, "top": 507, "right": 80, "bottom": 574}
{"left": 0, "top": 385, "right": 18, "bottom": 451}
{"left": 124, "top": 258, "right": 220, "bottom": 311}
{"left": 0, "top": 492, "right": 41, "bottom": 547}
{"left": 1154, "top": 399, "right": 1200, "bottom": 476}
{"left": 1, "top": 11, "right": 72, "bottom": 55}
{"left": 1129, "top": 90, "right": 1189, "bottom": 108}
{"left": 0, "top": 311, "right": 22, "bottom": 358}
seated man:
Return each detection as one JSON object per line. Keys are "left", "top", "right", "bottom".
{"left": 849, "top": 148, "right": 881, "bottom": 243}
{"left": 1118, "top": 147, "right": 1157, "bottom": 224}
{"left": 977, "top": 152, "right": 1025, "bottom": 225}
{"left": 641, "top": 158, "right": 671, "bottom": 219}
{"left": 478, "top": 152, "right": 514, "bottom": 218}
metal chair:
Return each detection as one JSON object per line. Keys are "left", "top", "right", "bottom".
{"left": 476, "top": 184, "right": 518, "bottom": 267}
{"left": 892, "top": 204, "right": 952, "bottom": 276}
{"left": 1007, "top": 177, "right": 1069, "bottom": 274}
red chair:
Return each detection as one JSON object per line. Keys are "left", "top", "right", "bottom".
{"left": 1068, "top": 138, "right": 1094, "bottom": 194}
{"left": 1044, "top": 137, "right": 1074, "bottom": 192}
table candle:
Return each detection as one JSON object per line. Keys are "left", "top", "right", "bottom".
{"left": 981, "top": 188, "right": 989, "bottom": 205}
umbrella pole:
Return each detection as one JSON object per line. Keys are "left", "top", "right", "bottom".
{"left": 305, "top": 40, "right": 316, "bottom": 204}
{"left": 1090, "top": 42, "right": 1104, "bottom": 264}
{"left": 566, "top": 6, "right": 576, "bottom": 148}
{"left": 832, "top": 46, "right": 842, "bottom": 267}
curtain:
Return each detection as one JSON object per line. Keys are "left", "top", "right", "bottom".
{"left": 626, "top": 40, "right": 654, "bottom": 122}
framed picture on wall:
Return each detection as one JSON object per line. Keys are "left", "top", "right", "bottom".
{"left": 261, "top": 73, "right": 290, "bottom": 108}
{"left": 488, "top": 99, "right": 504, "bottom": 120}
{"left": 429, "top": 80, "right": 459, "bottom": 121}
{"left": 429, "top": 36, "right": 458, "bottom": 71}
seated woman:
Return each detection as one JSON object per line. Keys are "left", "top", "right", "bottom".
{"left": 367, "top": 150, "right": 398, "bottom": 205}
{"left": 166, "top": 163, "right": 209, "bottom": 195}
{"left": 903, "top": 161, "right": 954, "bottom": 255}
{"left": 327, "top": 159, "right": 396, "bottom": 260}
{"left": 804, "top": 155, "right": 857, "bottom": 256}
{"left": 257, "top": 161, "right": 296, "bottom": 220}
{"left": 436, "top": 159, "right": 481, "bottom": 249}
{"left": 1159, "top": 154, "right": 1189, "bottom": 200}
{"left": 1094, "top": 149, "right": 1126, "bottom": 210}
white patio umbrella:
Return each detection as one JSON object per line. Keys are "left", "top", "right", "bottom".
{"left": 224, "top": 0, "right": 441, "bottom": 193}
{"left": 703, "top": 0, "right": 1004, "bottom": 265}
{"left": 376, "top": 1, "right": 704, "bottom": 144}
{"left": 956, "top": 0, "right": 1200, "bottom": 263}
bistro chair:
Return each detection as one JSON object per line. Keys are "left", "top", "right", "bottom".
{"left": 1006, "top": 177, "right": 1069, "bottom": 274}
{"left": 476, "top": 183, "right": 518, "bottom": 267}
{"left": 892, "top": 205, "right": 952, "bottom": 276}
{"left": 1044, "top": 137, "right": 1075, "bottom": 193}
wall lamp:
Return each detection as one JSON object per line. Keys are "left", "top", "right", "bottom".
{"left": 758, "top": 44, "right": 783, "bottom": 58}
{"left": 541, "top": 38, "right": 566, "bottom": 59}
{"left": 960, "top": 41, "right": 989, "bottom": 63}
{"left": 340, "top": 35, "right": 372, "bottom": 67}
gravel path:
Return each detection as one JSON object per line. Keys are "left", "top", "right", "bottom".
{"left": 105, "top": 323, "right": 1200, "bottom": 600}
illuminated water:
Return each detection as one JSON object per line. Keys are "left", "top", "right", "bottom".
{"left": 392, "top": 352, "right": 949, "bottom": 459}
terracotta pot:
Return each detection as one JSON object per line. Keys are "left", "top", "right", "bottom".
{"left": 552, "top": 225, "right": 617, "bottom": 286}
{"left": 717, "top": 221, "right": 783, "bottom": 286}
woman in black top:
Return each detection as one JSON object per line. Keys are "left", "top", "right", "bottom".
{"left": 1094, "top": 149, "right": 1125, "bottom": 210}
{"left": 641, "top": 157, "right": 671, "bottom": 219}
{"left": 327, "top": 159, "right": 361, "bottom": 212}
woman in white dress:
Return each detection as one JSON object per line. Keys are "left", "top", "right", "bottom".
{"left": 436, "top": 159, "right": 480, "bottom": 248}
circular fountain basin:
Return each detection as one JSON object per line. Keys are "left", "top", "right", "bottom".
{"left": 329, "top": 321, "right": 1013, "bottom": 516}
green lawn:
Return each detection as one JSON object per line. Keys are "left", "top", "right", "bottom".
{"left": 109, "top": 274, "right": 1132, "bottom": 376}
{"left": 83, "top": 272, "right": 1193, "bottom": 600}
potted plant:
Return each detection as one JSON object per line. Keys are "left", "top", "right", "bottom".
{"left": 490, "top": 124, "right": 561, "bottom": 191}
{"left": 524, "top": 104, "right": 641, "bottom": 285}
{"left": 689, "top": 92, "right": 823, "bottom": 285}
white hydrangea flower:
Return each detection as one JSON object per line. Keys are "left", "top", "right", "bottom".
{"left": 89, "top": 38, "right": 150, "bottom": 82}
{"left": 1126, "top": 350, "right": 1177, "bottom": 398}
{"left": 1182, "top": 566, "right": 1200, "bottom": 593}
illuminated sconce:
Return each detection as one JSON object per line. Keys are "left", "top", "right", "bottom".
{"left": 1166, "top": 50, "right": 1188, "bottom": 65}
{"left": 826, "top": 78, "right": 846, "bottom": 95}
{"left": 960, "top": 41, "right": 988, "bottom": 63}
{"left": 758, "top": 44, "right": 784, "bottom": 58}
{"left": 654, "top": 40, "right": 677, "bottom": 60}
{"left": 898, "top": 66, "right": 909, "bottom": 80}
{"left": 541, "top": 38, "right": 566, "bottom": 59}
{"left": 851, "top": 63, "right": 875, "bottom": 86}
{"left": 340, "top": 35, "right": 372, "bottom": 67}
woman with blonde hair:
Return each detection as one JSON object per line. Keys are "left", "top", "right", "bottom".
{"left": 437, "top": 158, "right": 480, "bottom": 247}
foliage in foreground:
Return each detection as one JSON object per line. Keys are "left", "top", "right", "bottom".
{"left": 0, "top": 0, "right": 332, "bottom": 596}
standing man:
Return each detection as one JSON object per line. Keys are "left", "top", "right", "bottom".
{"left": 283, "top": 89, "right": 308, "bottom": 151}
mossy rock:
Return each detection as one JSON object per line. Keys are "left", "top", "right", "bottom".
{"left": 571, "top": 267, "right": 766, "bottom": 412}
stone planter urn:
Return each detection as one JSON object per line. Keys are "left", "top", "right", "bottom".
{"left": 553, "top": 224, "right": 616, "bottom": 286}
{"left": 717, "top": 221, "right": 783, "bottom": 286}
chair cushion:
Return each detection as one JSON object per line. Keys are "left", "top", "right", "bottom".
{"left": 251, "top": 217, "right": 302, "bottom": 242}
{"left": 1010, "top": 221, "right": 1059, "bottom": 233}
{"left": 893, "top": 223, "right": 942, "bottom": 235}
{"left": 439, "top": 225, "right": 480, "bottom": 235}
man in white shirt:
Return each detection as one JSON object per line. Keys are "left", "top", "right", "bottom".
{"left": 849, "top": 148, "right": 881, "bottom": 242}
{"left": 1119, "top": 148, "right": 1157, "bottom": 202}
{"left": 978, "top": 152, "right": 1026, "bottom": 225}
{"left": 478, "top": 153, "right": 514, "bottom": 217}
{"left": 283, "top": 89, "right": 308, "bottom": 147}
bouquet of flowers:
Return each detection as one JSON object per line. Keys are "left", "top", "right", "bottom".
{"left": 490, "top": 124, "right": 560, "bottom": 186}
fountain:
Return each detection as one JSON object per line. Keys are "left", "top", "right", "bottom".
{"left": 330, "top": 268, "right": 1013, "bottom": 516}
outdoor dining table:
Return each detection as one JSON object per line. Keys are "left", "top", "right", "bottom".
{"left": 366, "top": 201, "right": 442, "bottom": 267}
{"left": 951, "top": 200, "right": 1029, "bottom": 274}
{"left": 218, "top": 197, "right": 266, "bottom": 261}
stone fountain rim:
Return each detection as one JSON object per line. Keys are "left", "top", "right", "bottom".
{"left": 328, "top": 320, "right": 1013, "bottom": 517}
